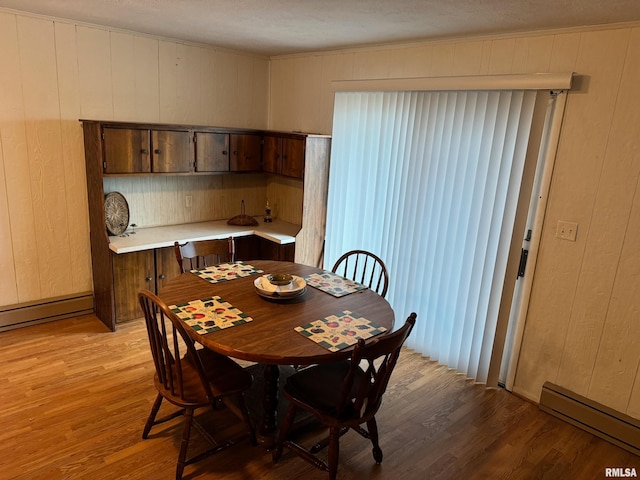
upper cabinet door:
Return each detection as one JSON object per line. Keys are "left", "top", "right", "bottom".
{"left": 262, "top": 135, "right": 282, "bottom": 174}
{"left": 151, "top": 130, "right": 193, "bottom": 173}
{"left": 103, "top": 127, "right": 151, "bottom": 173}
{"left": 281, "top": 138, "right": 305, "bottom": 179}
{"left": 230, "top": 134, "right": 262, "bottom": 171}
{"left": 262, "top": 135, "right": 305, "bottom": 179}
{"left": 102, "top": 127, "right": 193, "bottom": 174}
{"left": 195, "top": 132, "right": 230, "bottom": 172}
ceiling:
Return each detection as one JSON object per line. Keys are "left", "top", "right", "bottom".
{"left": 2, "top": 0, "right": 640, "bottom": 56}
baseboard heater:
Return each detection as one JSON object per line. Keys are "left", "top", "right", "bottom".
{"left": 0, "top": 292, "right": 94, "bottom": 332}
{"left": 540, "top": 381, "right": 640, "bottom": 456}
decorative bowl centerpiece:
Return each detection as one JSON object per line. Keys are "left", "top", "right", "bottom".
{"left": 255, "top": 274, "right": 307, "bottom": 300}
{"left": 267, "top": 273, "right": 294, "bottom": 286}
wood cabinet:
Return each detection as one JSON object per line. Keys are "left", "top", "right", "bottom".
{"left": 112, "top": 250, "right": 155, "bottom": 322}
{"left": 82, "top": 119, "right": 330, "bottom": 330}
{"left": 262, "top": 135, "right": 305, "bottom": 179}
{"left": 234, "top": 235, "right": 294, "bottom": 262}
{"left": 103, "top": 127, "right": 151, "bottom": 173}
{"left": 230, "top": 133, "right": 262, "bottom": 171}
{"left": 234, "top": 235, "right": 260, "bottom": 261}
{"left": 151, "top": 130, "right": 193, "bottom": 173}
{"left": 195, "top": 132, "right": 229, "bottom": 172}
{"left": 155, "top": 246, "right": 182, "bottom": 291}
{"left": 103, "top": 126, "right": 192, "bottom": 174}
{"left": 262, "top": 136, "right": 279, "bottom": 174}
{"left": 294, "top": 135, "right": 332, "bottom": 267}
{"left": 111, "top": 247, "right": 182, "bottom": 323}
{"left": 109, "top": 238, "right": 291, "bottom": 324}
{"left": 259, "top": 237, "right": 295, "bottom": 262}
{"left": 194, "top": 132, "right": 262, "bottom": 173}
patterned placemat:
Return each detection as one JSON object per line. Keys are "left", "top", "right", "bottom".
{"left": 191, "top": 262, "right": 263, "bottom": 284}
{"left": 294, "top": 310, "right": 387, "bottom": 352}
{"left": 303, "top": 271, "right": 368, "bottom": 297}
{"left": 169, "top": 296, "right": 252, "bottom": 334}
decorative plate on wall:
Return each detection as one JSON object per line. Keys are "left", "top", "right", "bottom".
{"left": 104, "top": 191, "right": 130, "bottom": 236}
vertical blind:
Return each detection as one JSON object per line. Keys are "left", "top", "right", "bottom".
{"left": 325, "top": 89, "right": 538, "bottom": 383}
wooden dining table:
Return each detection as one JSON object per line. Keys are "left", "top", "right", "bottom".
{"left": 157, "top": 259, "right": 395, "bottom": 445}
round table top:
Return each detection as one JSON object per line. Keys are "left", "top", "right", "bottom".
{"left": 158, "top": 260, "right": 395, "bottom": 365}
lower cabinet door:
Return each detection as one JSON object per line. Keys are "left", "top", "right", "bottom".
{"left": 234, "top": 235, "right": 260, "bottom": 261}
{"left": 259, "top": 237, "right": 295, "bottom": 262}
{"left": 111, "top": 240, "right": 294, "bottom": 324}
{"left": 155, "top": 246, "right": 182, "bottom": 291}
{"left": 235, "top": 235, "right": 295, "bottom": 262}
{"left": 112, "top": 250, "right": 155, "bottom": 323}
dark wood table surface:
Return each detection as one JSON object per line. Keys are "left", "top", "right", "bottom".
{"left": 158, "top": 260, "right": 395, "bottom": 444}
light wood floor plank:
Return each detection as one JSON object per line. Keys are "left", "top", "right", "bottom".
{"left": 0, "top": 314, "right": 637, "bottom": 479}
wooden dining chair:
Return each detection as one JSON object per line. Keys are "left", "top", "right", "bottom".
{"left": 272, "top": 313, "right": 417, "bottom": 480}
{"left": 174, "top": 237, "right": 235, "bottom": 273}
{"left": 138, "top": 290, "right": 256, "bottom": 480}
{"left": 293, "top": 248, "right": 390, "bottom": 374}
{"left": 332, "top": 249, "right": 389, "bottom": 298}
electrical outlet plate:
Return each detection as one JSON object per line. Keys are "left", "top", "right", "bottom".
{"left": 185, "top": 195, "right": 192, "bottom": 208}
{"left": 556, "top": 220, "right": 578, "bottom": 241}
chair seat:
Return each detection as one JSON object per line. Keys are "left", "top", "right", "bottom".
{"left": 196, "top": 348, "right": 253, "bottom": 396}
{"left": 284, "top": 360, "right": 368, "bottom": 421}
{"left": 273, "top": 314, "right": 417, "bottom": 480}
{"left": 153, "top": 350, "right": 252, "bottom": 407}
{"left": 152, "top": 372, "right": 208, "bottom": 406}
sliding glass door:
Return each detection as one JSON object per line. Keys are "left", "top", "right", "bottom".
{"left": 325, "top": 88, "right": 559, "bottom": 384}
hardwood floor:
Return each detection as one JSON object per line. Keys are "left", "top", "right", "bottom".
{"left": 1, "top": 314, "right": 637, "bottom": 479}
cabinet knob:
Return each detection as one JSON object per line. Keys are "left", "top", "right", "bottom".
{"left": 146, "top": 277, "right": 153, "bottom": 282}
{"left": 154, "top": 149, "right": 162, "bottom": 154}
{"left": 222, "top": 150, "right": 228, "bottom": 155}
{"left": 158, "top": 274, "right": 165, "bottom": 280}
{"left": 141, "top": 149, "right": 149, "bottom": 155}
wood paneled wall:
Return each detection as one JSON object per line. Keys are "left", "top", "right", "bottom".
{"left": 102, "top": 174, "right": 304, "bottom": 229}
{"left": 0, "top": 10, "right": 269, "bottom": 306}
{"left": 266, "top": 175, "right": 304, "bottom": 225}
{"left": 267, "top": 24, "right": 640, "bottom": 418}
{"left": 1, "top": 6, "right": 638, "bottom": 422}
{"left": 103, "top": 174, "right": 268, "bottom": 228}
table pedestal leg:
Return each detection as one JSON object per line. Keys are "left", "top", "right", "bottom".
{"left": 258, "top": 364, "right": 279, "bottom": 448}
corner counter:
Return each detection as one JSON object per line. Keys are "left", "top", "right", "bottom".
{"left": 108, "top": 218, "right": 300, "bottom": 254}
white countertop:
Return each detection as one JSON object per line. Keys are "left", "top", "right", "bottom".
{"left": 108, "top": 218, "right": 300, "bottom": 254}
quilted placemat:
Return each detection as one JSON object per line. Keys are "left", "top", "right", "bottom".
{"left": 303, "top": 271, "right": 367, "bottom": 297}
{"left": 294, "top": 310, "right": 387, "bottom": 352}
{"left": 190, "top": 262, "right": 263, "bottom": 284}
{"left": 169, "top": 296, "right": 252, "bottom": 334}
